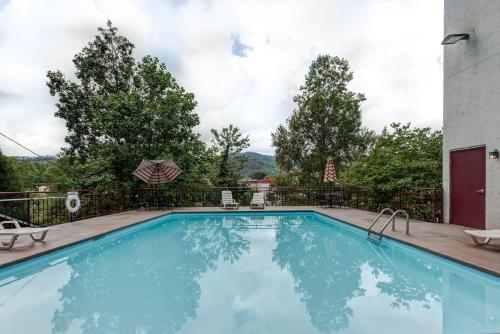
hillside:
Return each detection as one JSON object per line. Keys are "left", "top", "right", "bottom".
{"left": 12, "top": 155, "right": 56, "bottom": 162}
{"left": 239, "top": 152, "right": 279, "bottom": 177}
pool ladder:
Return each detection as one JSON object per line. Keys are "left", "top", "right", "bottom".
{"left": 367, "top": 208, "right": 410, "bottom": 244}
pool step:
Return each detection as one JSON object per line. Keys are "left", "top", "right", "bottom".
{"left": 367, "top": 233, "right": 382, "bottom": 244}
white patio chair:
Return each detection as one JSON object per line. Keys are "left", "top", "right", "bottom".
{"left": 464, "top": 229, "right": 500, "bottom": 245}
{"left": 221, "top": 191, "right": 239, "bottom": 209}
{"left": 0, "top": 220, "right": 49, "bottom": 249}
{"left": 250, "top": 192, "right": 265, "bottom": 209}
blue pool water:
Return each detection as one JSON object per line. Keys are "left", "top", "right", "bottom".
{"left": 0, "top": 212, "right": 499, "bottom": 334}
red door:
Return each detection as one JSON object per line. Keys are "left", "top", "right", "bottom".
{"left": 450, "top": 147, "right": 485, "bottom": 229}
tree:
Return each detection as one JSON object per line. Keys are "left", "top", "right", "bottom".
{"left": 47, "top": 21, "right": 206, "bottom": 189}
{"left": 0, "top": 149, "right": 21, "bottom": 191}
{"left": 210, "top": 125, "right": 249, "bottom": 186}
{"left": 272, "top": 55, "right": 372, "bottom": 185}
{"left": 42, "top": 156, "right": 79, "bottom": 191}
{"left": 340, "top": 123, "right": 442, "bottom": 190}
{"left": 11, "top": 160, "right": 50, "bottom": 191}
{"left": 249, "top": 171, "right": 267, "bottom": 180}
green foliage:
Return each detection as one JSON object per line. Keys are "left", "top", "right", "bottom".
{"left": 46, "top": 21, "right": 205, "bottom": 189}
{"left": 272, "top": 55, "right": 373, "bottom": 186}
{"left": 11, "top": 160, "right": 49, "bottom": 191}
{"left": 239, "top": 152, "right": 279, "bottom": 177}
{"left": 272, "top": 172, "right": 301, "bottom": 187}
{"left": 42, "top": 156, "right": 79, "bottom": 191}
{"left": 242, "top": 191, "right": 253, "bottom": 205}
{"left": 249, "top": 171, "right": 267, "bottom": 180}
{"left": 210, "top": 124, "right": 250, "bottom": 186}
{"left": 340, "top": 123, "right": 442, "bottom": 191}
{"left": 0, "top": 154, "right": 76, "bottom": 192}
{"left": 0, "top": 149, "right": 21, "bottom": 191}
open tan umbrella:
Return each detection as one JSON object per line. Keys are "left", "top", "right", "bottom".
{"left": 132, "top": 159, "right": 181, "bottom": 209}
{"left": 132, "top": 159, "right": 182, "bottom": 185}
{"left": 323, "top": 157, "right": 337, "bottom": 183}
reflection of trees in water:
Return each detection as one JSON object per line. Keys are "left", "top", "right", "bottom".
{"left": 367, "top": 247, "right": 442, "bottom": 309}
{"left": 52, "top": 216, "right": 250, "bottom": 334}
{"left": 183, "top": 215, "right": 251, "bottom": 265}
{"left": 272, "top": 215, "right": 444, "bottom": 332}
{"left": 51, "top": 213, "right": 449, "bottom": 334}
{"left": 272, "top": 215, "right": 368, "bottom": 332}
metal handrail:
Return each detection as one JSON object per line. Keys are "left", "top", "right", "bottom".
{"left": 0, "top": 197, "right": 66, "bottom": 202}
{"left": 368, "top": 209, "right": 410, "bottom": 243}
{"left": 379, "top": 209, "right": 410, "bottom": 236}
{"left": 368, "top": 208, "right": 394, "bottom": 235}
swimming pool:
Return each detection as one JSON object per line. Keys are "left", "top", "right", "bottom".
{"left": 0, "top": 212, "right": 499, "bottom": 333}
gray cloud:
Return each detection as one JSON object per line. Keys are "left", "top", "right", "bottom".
{"left": 0, "top": 90, "right": 15, "bottom": 100}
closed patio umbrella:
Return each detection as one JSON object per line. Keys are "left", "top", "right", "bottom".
{"left": 323, "top": 157, "right": 337, "bottom": 183}
{"left": 322, "top": 157, "right": 338, "bottom": 208}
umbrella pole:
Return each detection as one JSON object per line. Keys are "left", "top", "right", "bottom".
{"left": 133, "top": 160, "right": 181, "bottom": 209}
{"left": 329, "top": 181, "right": 332, "bottom": 207}
{"left": 157, "top": 164, "right": 160, "bottom": 209}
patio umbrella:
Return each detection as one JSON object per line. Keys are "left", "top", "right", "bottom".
{"left": 322, "top": 157, "right": 338, "bottom": 208}
{"left": 132, "top": 159, "right": 182, "bottom": 209}
{"left": 132, "top": 159, "right": 182, "bottom": 185}
{"left": 323, "top": 157, "right": 337, "bottom": 183}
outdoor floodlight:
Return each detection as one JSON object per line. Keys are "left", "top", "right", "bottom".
{"left": 489, "top": 149, "right": 499, "bottom": 160}
{"left": 441, "top": 33, "right": 470, "bottom": 45}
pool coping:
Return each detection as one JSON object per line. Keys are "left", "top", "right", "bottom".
{"left": 1, "top": 207, "right": 500, "bottom": 278}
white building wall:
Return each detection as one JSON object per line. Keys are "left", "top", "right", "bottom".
{"left": 443, "top": 0, "right": 500, "bottom": 228}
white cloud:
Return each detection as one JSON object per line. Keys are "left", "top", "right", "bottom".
{"left": 0, "top": 0, "right": 443, "bottom": 156}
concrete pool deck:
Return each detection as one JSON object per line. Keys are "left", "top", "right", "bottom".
{"left": 1, "top": 206, "right": 499, "bottom": 276}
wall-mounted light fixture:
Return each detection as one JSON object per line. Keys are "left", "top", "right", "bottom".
{"left": 441, "top": 33, "right": 470, "bottom": 45}
{"left": 489, "top": 149, "right": 499, "bottom": 159}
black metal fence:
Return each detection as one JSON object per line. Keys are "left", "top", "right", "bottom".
{"left": 0, "top": 190, "right": 131, "bottom": 227}
{"left": 0, "top": 187, "right": 443, "bottom": 227}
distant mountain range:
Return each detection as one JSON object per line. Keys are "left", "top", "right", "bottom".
{"left": 239, "top": 152, "right": 279, "bottom": 177}
{"left": 11, "top": 155, "right": 56, "bottom": 162}
{"left": 9, "top": 153, "right": 279, "bottom": 177}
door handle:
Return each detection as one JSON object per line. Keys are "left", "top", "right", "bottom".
{"left": 476, "top": 189, "right": 485, "bottom": 194}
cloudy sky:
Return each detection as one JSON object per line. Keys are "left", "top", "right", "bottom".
{"left": 0, "top": 0, "right": 443, "bottom": 156}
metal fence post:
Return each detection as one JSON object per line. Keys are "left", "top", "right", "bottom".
{"left": 26, "top": 192, "right": 31, "bottom": 227}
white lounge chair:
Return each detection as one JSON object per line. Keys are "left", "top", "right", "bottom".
{"left": 250, "top": 192, "right": 265, "bottom": 209}
{"left": 221, "top": 191, "right": 239, "bottom": 209}
{"left": 0, "top": 220, "right": 49, "bottom": 249}
{"left": 464, "top": 229, "right": 500, "bottom": 245}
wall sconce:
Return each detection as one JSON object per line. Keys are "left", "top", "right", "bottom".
{"left": 489, "top": 149, "right": 499, "bottom": 159}
{"left": 441, "top": 33, "right": 470, "bottom": 45}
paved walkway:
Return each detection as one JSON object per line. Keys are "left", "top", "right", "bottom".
{"left": 1, "top": 207, "right": 499, "bottom": 276}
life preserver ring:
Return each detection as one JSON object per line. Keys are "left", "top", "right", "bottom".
{"left": 66, "top": 192, "right": 81, "bottom": 213}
